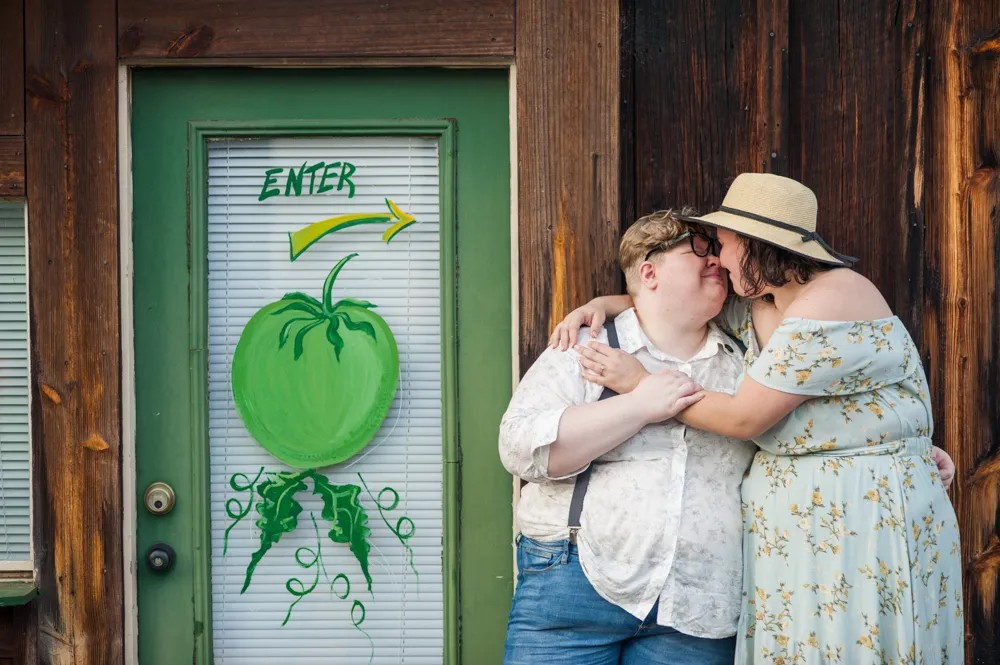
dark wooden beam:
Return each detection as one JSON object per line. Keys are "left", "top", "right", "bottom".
{"left": 631, "top": 1, "right": 758, "bottom": 215}
{"left": 0, "top": 0, "right": 24, "bottom": 135}
{"left": 516, "top": 0, "right": 620, "bottom": 371}
{"left": 0, "top": 136, "right": 25, "bottom": 197}
{"left": 619, "top": 0, "right": 636, "bottom": 234}
{"left": 924, "top": 1, "right": 1000, "bottom": 660}
{"left": 118, "top": 0, "right": 514, "bottom": 60}
{"left": 752, "top": 0, "right": 789, "bottom": 176}
{"left": 24, "top": 0, "right": 123, "bottom": 662}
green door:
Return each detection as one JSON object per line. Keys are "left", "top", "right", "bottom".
{"left": 132, "top": 68, "right": 512, "bottom": 664}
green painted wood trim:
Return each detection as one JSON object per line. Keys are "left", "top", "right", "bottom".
{"left": 186, "top": 122, "right": 213, "bottom": 665}
{"left": 437, "top": 123, "right": 460, "bottom": 665}
{"left": 0, "top": 581, "right": 38, "bottom": 607}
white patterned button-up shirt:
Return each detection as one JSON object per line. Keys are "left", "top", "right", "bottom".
{"left": 499, "top": 309, "right": 756, "bottom": 638}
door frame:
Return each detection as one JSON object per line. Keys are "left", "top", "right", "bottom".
{"left": 118, "top": 64, "right": 518, "bottom": 663}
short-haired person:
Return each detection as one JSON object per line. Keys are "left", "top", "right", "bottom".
{"left": 551, "top": 174, "right": 963, "bottom": 664}
{"left": 499, "top": 209, "right": 755, "bottom": 664}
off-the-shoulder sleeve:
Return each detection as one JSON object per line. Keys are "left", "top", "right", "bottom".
{"left": 713, "top": 295, "right": 751, "bottom": 341}
{"left": 746, "top": 317, "right": 918, "bottom": 396}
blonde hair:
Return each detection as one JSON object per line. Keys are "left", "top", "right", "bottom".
{"left": 619, "top": 208, "right": 699, "bottom": 295}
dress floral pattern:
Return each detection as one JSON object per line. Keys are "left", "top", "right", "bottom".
{"left": 719, "top": 299, "right": 963, "bottom": 664}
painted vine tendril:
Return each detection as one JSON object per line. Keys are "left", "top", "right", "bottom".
{"left": 224, "top": 466, "right": 416, "bottom": 650}
{"left": 223, "top": 466, "right": 265, "bottom": 555}
{"left": 359, "top": 472, "right": 418, "bottom": 579}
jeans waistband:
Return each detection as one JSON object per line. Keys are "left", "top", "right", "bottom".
{"left": 794, "top": 436, "right": 931, "bottom": 459}
{"left": 515, "top": 533, "right": 576, "bottom": 553}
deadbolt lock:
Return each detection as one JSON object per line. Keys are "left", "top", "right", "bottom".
{"left": 143, "top": 481, "right": 176, "bottom": 516}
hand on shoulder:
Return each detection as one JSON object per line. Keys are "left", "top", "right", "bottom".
{"left": 785, "top": 269, "right": 893, "bottom": 322}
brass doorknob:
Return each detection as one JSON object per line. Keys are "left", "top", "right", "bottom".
{"left": 143, "top": 482, "right": 176, "bottom": 516}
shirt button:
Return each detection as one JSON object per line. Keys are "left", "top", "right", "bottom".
{"left": 724, "top": 344, "right": 734, "bottom": 353}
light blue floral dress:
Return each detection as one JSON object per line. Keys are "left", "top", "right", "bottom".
{"left": 720, "top": 299, "right": 963, "bottom": 665}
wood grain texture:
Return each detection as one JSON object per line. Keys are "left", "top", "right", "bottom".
{"left": 0, "top": 605, "right": 36, "bottom": 665}
{"left": 118, "top": 0, "right": 514, "bottom": 59}
{"left": 0, "top": 0, "right": 24, "bottom": 135}
{"left": 0, "top": 135, "right": 25, "bottom": 196}
{"left": 24, "top": 0, "right": 123, "bottom": 662}
{"left": 630, "top": 1, "right": 759, "bottom": 215}
{"left": 619, "top": 0, "right": 636, "bottom": 231}
{"left": 752, "top": 0, "right": 789, "bottom": 177}
{"left": 516, "top": 0, "right": 620, "bottom": 371}
{"left": 924, "top": 2, "right": 1000, "bottom": 661}
{"left": 786, "top": 0, "right": 927, "bottom": 339}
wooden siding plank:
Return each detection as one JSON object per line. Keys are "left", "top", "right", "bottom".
{"left": 631, "top": 1, "right": 759, "bottom": 215}
{"left": 118, "top": 0, "right": 514, "bottom": 60}
{"left": 619, "top": 0, "right": 636, "bottom": 230}
{"left": 924, "top": 1, "right": 1000, "bottom": 660}
{"left": 752, "top": 0, "right": 789, "bottom": 177}
{"left": 516, "top": 0, "right": 620, "bottom": 371}
{"left": 24, "top": 0, "right": 123, "bottom": 662}
{"left": 785, "top": 0, "right": 927, "bottom": 337}
{"left": 0, "top": 0, "right": 24, "bottom": 135}
{"left": 0, "top": 135, "right": 25, "bottom": 197}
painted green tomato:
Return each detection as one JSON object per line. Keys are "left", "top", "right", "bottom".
{"left": 231, "top": 253, "right": 399, "bottom": 469}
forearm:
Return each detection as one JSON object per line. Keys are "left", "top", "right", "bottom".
{"left": 547, "top": 394, "right": 649, "bottom": 477}
{"left": 594, "top": 294, "right": 633, "bottom": 318}
{"left": 677, "top": 391, "right": 774, "bottom": 440}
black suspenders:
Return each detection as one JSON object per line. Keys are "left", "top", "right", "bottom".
{"left": 566, "top": 321, "right": 619, "bottom": 543}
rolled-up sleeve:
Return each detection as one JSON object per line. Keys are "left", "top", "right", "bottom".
{"left": 499, "top": 345, "right": 594, "bottom": 483}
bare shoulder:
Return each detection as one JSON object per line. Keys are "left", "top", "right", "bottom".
{"left": 786, "top": 269, "right": 893, "bottom": 321}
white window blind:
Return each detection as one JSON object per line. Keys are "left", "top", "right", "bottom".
{"left": 207, "top": 136, "right": 443, "bottom": 664}
{"left": 0, "top": 201, "right": 31, "bottom": 564}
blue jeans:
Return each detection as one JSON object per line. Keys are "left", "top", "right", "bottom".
{"left": 503, "top": 536, "right": 736, "bottom": 665}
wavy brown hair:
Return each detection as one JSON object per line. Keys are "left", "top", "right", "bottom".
{"left": 737, "top": 235, "right": 836, "bottom": 299}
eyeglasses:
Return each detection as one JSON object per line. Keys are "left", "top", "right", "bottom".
{"left": 644, "top": 231, "right": 719, "bottom": 261}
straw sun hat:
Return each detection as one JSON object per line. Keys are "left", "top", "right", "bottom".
{"left": 678, "top": 173, "right": 857, "bottom": 266}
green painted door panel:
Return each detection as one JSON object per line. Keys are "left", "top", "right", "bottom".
{"left": 132, "top": 68, "right": 512, "bottom": 663}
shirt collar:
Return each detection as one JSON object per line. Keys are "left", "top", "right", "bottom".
{"left": 613, "top": 308, "right": 739, "bottom": 362}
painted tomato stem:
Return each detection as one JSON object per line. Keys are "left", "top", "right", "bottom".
{"left": 322, "top": 252, "right": 359, "bottom": 314}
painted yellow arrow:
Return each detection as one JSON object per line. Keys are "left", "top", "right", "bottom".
{"left": 287, "top": 198, "right": 417, "bottom": 261}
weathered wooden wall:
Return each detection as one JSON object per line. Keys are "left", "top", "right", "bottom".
{"left": 117, "top": 0, "right": 514, "bottom": 60}
{"left": 24, "top": 0, "right": 123, "bottom": 662}
{"left": 0, "top": 606, "right": 35, "bottom": 664}
{"left": 626, "top": 0, "right": 929, "bottom": 337}
{"left": 924, "top": 1, "right": 1000, "bottom": 661}
{"left": 626, "top": 1, "right": 1000, "bottom": 662}
{"left": 0, "top": 0, "right": 24, "bottom": 197}
{"left": 516, "top": 0, "right": 621, "bottom": 371}
{"left": 785, "top": 0, "right": 928, "bottom": 339}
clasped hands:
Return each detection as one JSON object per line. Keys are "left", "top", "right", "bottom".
{"left": 547, "top": 304, "right": 702, "bottom": 424}
{"left": 578, "top": 338, "right": 704, "bottom": 424}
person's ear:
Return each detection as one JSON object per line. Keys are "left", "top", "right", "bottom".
{"left": 638, "top": 260, "right": 658, "bottom": 289}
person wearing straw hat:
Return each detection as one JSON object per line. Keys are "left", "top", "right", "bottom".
{"left": 549, "top": 173, "right": 963, "bottom": 664}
